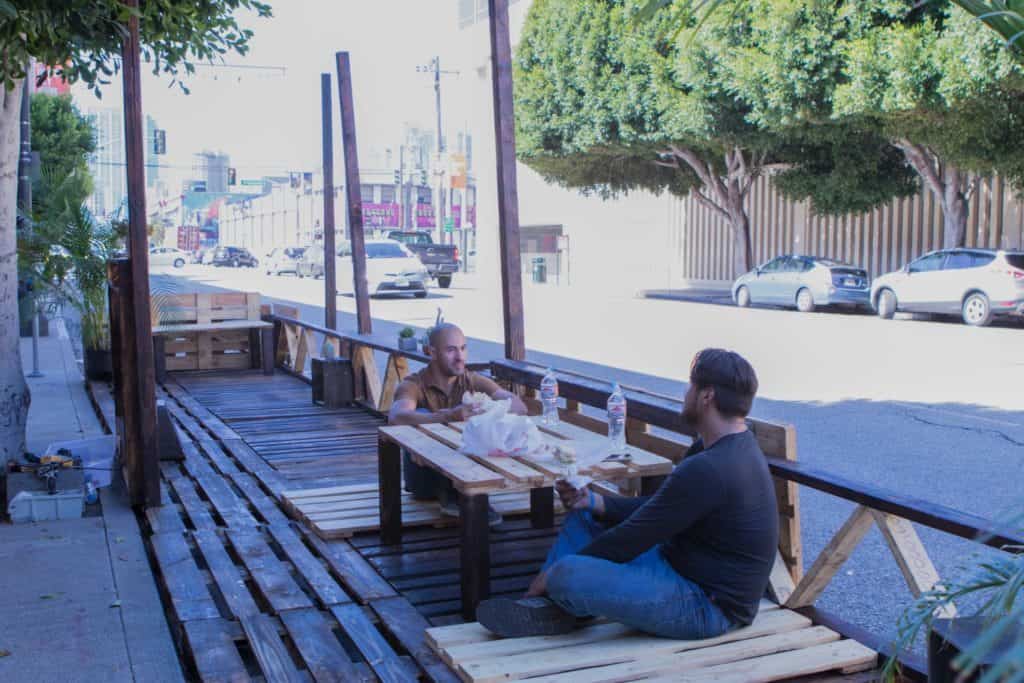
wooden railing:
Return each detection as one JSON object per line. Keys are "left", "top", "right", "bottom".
{"left": 265, "top": 306, "right": 489, "bottom": 414}
{"left": 489, "top": 358, "right": 1024, "bottom": 676}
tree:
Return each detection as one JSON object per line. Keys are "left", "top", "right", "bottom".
{"left": 0, "top": 0, "right": 271, "bottom": 468}
{"left": 30, "top": 93, "right": 96, "bottom": 212}
{"left": 514, "top": 0, "right": 914, "bottom": 276}
{"left": 641, "top": 0, "right": 1024, "bottom": 247}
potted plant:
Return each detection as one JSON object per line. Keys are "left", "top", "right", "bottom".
{"left": 883, "top": 508, "right": 1023, "bottom": 682}
{"left": 397, "top": 326, "right": 418, "bottom": 352}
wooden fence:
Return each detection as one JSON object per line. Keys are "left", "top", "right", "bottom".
{"left": 682, "top": 172, "right": 1024, "bottom": 281}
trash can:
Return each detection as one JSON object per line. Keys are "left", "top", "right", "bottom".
{"left": 532, "top": 257, "right": 547, "bottom": 284}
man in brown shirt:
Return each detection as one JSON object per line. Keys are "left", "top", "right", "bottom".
{"left": 389, "top": 323, "right": 527, "bottom": 521}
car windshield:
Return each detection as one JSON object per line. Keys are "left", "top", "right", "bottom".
{"left": 285, "top": 247, "right": 306, "bottom": 258}
{"left": 365, "top": 243, "right": 408, "bottom": 259}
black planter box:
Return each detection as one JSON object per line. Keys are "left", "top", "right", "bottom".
{"left": 19, "top": 314, "right": 49, "bottom": 338}
{"left": 929, "top": 616, "right": 1024, "bottom": 682}
{"left": 83, "top": 348, "right": 113, "bottom": 382}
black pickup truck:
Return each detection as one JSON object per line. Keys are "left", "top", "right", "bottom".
{"left": 385, "top": 231, "right": 458, "bottom": 288}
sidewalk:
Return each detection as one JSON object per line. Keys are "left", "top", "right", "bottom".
{"left": 0, "top": 320, "right": 182, "bottom": 683}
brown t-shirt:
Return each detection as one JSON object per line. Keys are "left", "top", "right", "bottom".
{"left": 403, "top": 367, "right": 489, "bottom": 412}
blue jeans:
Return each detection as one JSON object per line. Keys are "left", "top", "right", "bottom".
{"left": 541, "top": 510, "right": 735, "bottom": 640}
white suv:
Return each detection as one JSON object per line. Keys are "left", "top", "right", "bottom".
{"left": 871, "top": 249, "right": 1024, "bottom": 326}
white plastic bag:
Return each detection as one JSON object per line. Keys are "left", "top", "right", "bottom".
{"left": 460, "top": 399, "right": 544, "bottom": 458}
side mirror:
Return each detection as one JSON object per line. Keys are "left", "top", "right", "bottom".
{"left": 754, "top": 267, "right": 762, "bottom": 277}
{"left": 903, "top": 264, "right": 912, "bottom": 274}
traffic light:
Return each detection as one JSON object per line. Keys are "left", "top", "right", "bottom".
{"left": 419, "top": 170, "right": 428, "bottom": 185}
{"left": 393, "top": 170, "right": 401, "bottom": 184}
{"left": 153, "top": 129, "right": 166, "bottom": 155}
{"left": 228, "top": 167, "right": 237, "bottom": 186}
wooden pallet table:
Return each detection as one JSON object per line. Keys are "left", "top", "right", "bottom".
{"left": 425, "top": 601, "right": 877, "bottom": 683}
{"left": 378, "top": 422, "right": 674, "bottom": 620}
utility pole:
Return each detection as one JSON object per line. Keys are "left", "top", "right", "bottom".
{"left": 18, "top": 69, "right": 42, "bottom": 378}
{"left": 398, "top": 145, "right": 405, "bottom": 229}
{"left": 417, "top": 57, "right": 458, "bottom": 244}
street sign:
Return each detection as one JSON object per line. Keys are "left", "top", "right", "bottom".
{"left": 240, "top": 179, "right": 263, "bottom": 186}
{"left": 444, "top": 217, "right": 454, "bottom": 233}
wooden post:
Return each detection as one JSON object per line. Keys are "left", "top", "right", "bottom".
{"left": 488, "top": 0, "right": 526, "bottom": 361}
{"left": 460, "top": 492, "right": 491, "bottom": 620}
{"left": 119, "top": 0, "right": 160, "bottom": 507}
{"left": 335, "top": 52, "right": 372, "bottom": 335}
{"left": 321, "top": 73, "right": 338, "bottom": 331}
{"left": 378, "top": 436, "right": 403, "bottom": 545}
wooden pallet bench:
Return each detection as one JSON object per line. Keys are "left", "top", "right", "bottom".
{"left": 151, "top": 291, "right": 273, "bottom": 379}
{"left": 425, "top": 601, "right": 877, "bottom": 683}
{"left": 283, "top": 482, "right": 566, "bottom": 539}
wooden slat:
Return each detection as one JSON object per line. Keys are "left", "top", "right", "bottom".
{"left": 786, "top": 505, "right": 874, "bottom": 609}
{"left": 192, "top": 529, "right": 261, "bottom": 619}
{"left": 304, "top": 531, "right": 398, "bottom": 602}
{"left": 280, "top": 608, "right": 363, "bottom": 682}
{"left": 265, "top": 523, "right": 353, "bottom": 607}
{"left": 227, "top": 528, "right": 314, "bottom": 613}
{"left": 526, "top": 626, "right": 841, "bottom": 683}
{"left": 167, "top": 474, "right": 217, "bottom": 530}
{"left": 379, "top": 425, "right": 505, "bottom": 491}
{"left": 371, "top": 596, "right": 461, "bottom": 683}
{"left": 645, "top": 639, "right": 877, "bottom": 682}
{"left": 150, "top": 531, "right": 220, "bottom": 622}
{"left": 183, "top": 618, "right": 248, "bottom": 682}
{"left": 871, "top": 511, "right": 955, "bottom": 617}
{"left": 330, "top": 602, "right": 410, "bottom": 682}
{"left": 418, "top": 423, "right": 548, "bottom": 485}
{"left": 449, "top": 609, "right": 812, "bottom": 682}
{"left": 240, "top": 614, "right": 307, "bottom": 683}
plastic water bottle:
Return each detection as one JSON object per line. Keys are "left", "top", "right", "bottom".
{"left": 84, "top": 477, "right": 99, "bottom": 505}
{"left": 540, "top": 369, "right": 559, "bottom": 426}
{"left": 607, "top": 383, "right": 627, "bottom": 451}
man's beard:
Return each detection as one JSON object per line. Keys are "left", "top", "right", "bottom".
{"left": 681, "top": 398, "right": 700, "bottom": 430}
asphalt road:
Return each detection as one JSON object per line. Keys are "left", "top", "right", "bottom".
{"left": 155, "top": 263, "right": 1024, "bottom": 646}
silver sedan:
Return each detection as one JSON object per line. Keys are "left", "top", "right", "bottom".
{"left": 732, "top": 255, "right": 871, "bottom": 312}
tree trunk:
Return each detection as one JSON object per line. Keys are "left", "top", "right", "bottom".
{"left": 728, "top": 202, "right": 753, "bottom": 275}
{"left": 942, "top": 171, "right": 969, "bottom": 248}
{"left": 667, "top": 146, "right": 759, "bottom": 279}
{"left": 894, "top": 140, "right": 970, "bottom": 249}
{"left": 0, "top": 78, "right": 30, "bottom": 469}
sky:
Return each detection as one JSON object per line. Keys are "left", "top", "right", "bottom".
{"left": 72, "top": 1, "right": 475, "bottom": 188}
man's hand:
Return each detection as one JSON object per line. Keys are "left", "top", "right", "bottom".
{"left": 554, "top": 480, "right": 604, "bottom": 515}
{"left": 525, "top": 570, "right": 548, "bottom": 597}
{"left": 444, "top": 403, "right": 484, "bottom": 422}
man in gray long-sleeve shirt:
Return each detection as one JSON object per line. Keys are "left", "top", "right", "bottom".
{"left": 477, "top": 349, "right": 779, "bottom": 639}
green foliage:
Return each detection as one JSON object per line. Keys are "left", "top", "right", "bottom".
{"left": 0, "top": 0, "right": 272, "bottom": 94}
{"left": 30, "top": 93, "right": 95, "bottom": 216}
{"left": 515, "top": 0, "right": 916, "bottom": 217}
{"left": 399, "top": 326, "right": 416, "bottom": 339}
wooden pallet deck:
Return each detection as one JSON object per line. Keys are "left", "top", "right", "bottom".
{"left": 138, "top": 369, "right": 877, "bottom": 682}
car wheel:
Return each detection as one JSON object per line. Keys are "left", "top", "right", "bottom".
{"left": 414, "top": 291, "right": 428, "bottom": 299}
{"left": 962, "top": 292, "right": 992, "bottom": 327}
{"left": 736, "top": 286, "right": 751, "bottom": 308}
{"left": 876, "top": 288, "right": 897, "bottom": 319}
{"left": 173, "top": 258, "right": 185, "bottom": 268}
{"left": 297, "top": 270, "right": 304, "bottom": 278}
{"left": 231, "top": 258, "right": 239, "bottom": 268}
{"left": 796, "top": 288, "right": 815, "bottom": 313}
{"left": 438, "top": 275, "right": 452, "bottom": 289}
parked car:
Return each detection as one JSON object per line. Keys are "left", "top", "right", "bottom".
{"left": 264, "top": 246, "right": 307, "bottom": 275}
{"left": 148, "top": 246, "right": 190, "bottom": 268}
{"left": 298, "top": 239, "right": 429, "bottom": 298}
{"left": 211, "top": 246, "right": 258, "bottom": 268}
{"left": 871, "top": 248, "right": 1024, "bottom": 326}
{"left": 385, "top": 230, "right": 458, "bottom": 288}
{"left": 732, "top": 255, "right": 870, "bottom": 312}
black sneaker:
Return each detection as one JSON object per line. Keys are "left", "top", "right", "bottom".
{"left": 476, "top": 597, "right": 576, "bottom": 637}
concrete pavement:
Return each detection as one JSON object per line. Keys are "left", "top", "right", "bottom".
{"left": 0, "top": 319, "right": 182, "bottom": 683}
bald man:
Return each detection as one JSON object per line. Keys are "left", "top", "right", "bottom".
{"left": 389, "top": 323, "right": 527, "bottom": 522}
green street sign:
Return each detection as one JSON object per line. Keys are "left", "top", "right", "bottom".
{"left": 444, "top": 218, "right": 454, "bottom": 233}
{"left": 240, "top": 179, "right": 263, "bottom": 186}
